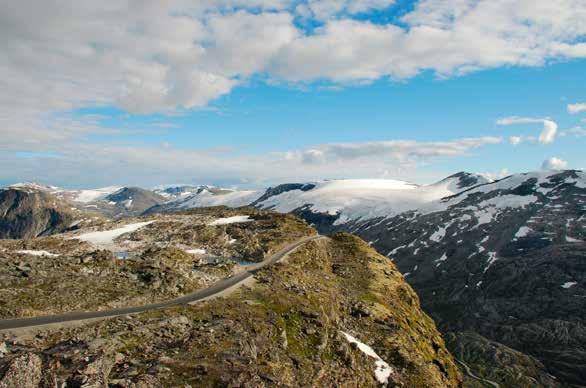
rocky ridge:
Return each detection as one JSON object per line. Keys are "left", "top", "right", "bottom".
{"left": 0, "top": 219, "right": 462, "bottom": 387}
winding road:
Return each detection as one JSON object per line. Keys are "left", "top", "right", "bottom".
{"left": 456, "top": 359, "right": 500, "bottom": 388}
{"left": 0, "top": 235, "right": 324, "bottom": 331}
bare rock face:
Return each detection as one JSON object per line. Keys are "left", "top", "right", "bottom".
{"left": 0, "top": 188, "right": 76, "bottom": 239}
{"left": 0, "top": 353, "right": 42, "bottom": 388}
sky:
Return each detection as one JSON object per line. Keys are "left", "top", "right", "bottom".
{"left": 1, "top": 0, "right": 586, "bottom": 189}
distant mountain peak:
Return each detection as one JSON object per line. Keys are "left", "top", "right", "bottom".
{"left": 435, "top": 171, "right": 493, "bottom": 190}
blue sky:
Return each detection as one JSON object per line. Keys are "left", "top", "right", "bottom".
{"left": 1, "top": 1, "right": 585, "bottom": 188}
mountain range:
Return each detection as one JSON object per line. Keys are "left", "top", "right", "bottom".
{"left": 1, "top": 169, "right": 584, "bottom": 386}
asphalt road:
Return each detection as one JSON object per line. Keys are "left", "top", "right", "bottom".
{"left": 0, "top": 234, "right": 324, "bottom": 331}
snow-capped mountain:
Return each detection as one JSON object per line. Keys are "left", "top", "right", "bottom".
{"left": 337, "top": 169, "right": 586, "bottom": 385}
{"left": 143, "top": 169, "right": 586, "bottom": 385}
{"left": 147, "top": 171, "right": 490, "bottom": 223}
{"left": 253, "top": 172, "right": 491, "bottom": 225}
{"left": 145, "top": 186, "right": 262, "bottom": 214}
{"left": 2, "top": 170, "right": 585, "bottom": 384}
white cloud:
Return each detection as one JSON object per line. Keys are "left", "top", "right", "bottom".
{"left": 542, "top": 157, "right": 568, "bottom": 170}
{"left": 0, "top": 135, "right": 501, "bottom": 188}
{"left": 0, "top": 0, "right": 585, "bottom": 186}
{"left": 285, "top": 136, "right": 503, "bottom": 164}
{"left": 560, "top": 127, "right": 586, "bottom": 137}
{"left": 568, "top": 103, "right": 586, "bottom": 114}
{"left": 497, "top": 117, "right": 558, "bottom": 145}
{"left": 0, "top": 0, "right": 584, "bottom": 120}
{"left": 539, "top": 120, "right": 558, "bottom": 145}
{"left": 509, "top": 136, "right": 522, "bottom": 145}
{"left": 496, "top": 117, "right": 545, "bottom": 126}
{"left": 274, "top": 0, "right": 586, "bottom": 82}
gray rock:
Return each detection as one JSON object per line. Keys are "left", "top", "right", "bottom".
{"left": 0, "top": 353, "right": 43, "bottom": 388}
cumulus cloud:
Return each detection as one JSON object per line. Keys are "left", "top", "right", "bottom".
{"left": 274, "top": 0, "right": 586, "bottom": 82}
{"left": 0, "top": 0, "right": 585, "bottom": 120}
{"left": 542, "top": 157, "right": 568, "bottom": 170}
{"left": 568, "top": 103, "right": 586, "bottom": 114}
{"left": 538, "top": 120, "right": 558, "bottom": 144}
{"left": 497, "top": 117, "right": 558, "bottom": 145}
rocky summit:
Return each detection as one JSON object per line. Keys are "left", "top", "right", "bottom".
{"left": 0, "top": 208, "right": 461, "bottom": 387}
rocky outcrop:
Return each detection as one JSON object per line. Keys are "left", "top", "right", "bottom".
{"left": 0, "top": 353, "right": 43, "bottom": 388}
{"left": 0, "top": 188, "right": 76, "bottom": 239}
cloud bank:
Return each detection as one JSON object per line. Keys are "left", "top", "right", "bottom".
{"left": 1, "top": 0, "right": 585, "bottom": 185}
{"left": 1, "top": 0, "right": 586, "bottom": 120}
{"left": 0, "top": 136, "right": 501, "bottom": 188}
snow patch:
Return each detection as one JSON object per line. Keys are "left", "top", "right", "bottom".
{"left": 73, "top": 186, "right": 122, "bottom": 203}
{"left": 566, "top": 236, "right": 582, "bottom": 243}
{"left": 514, "top": 226, "right": 532, "bottom": 239}
{"left": 185, "top": 248, "right": 207, "bottom": 255}
{"left": 173, "top": 189, "right": 261, "bottom": 209}
{"left": 484, "top": 252, "right": 499, "bottom": 272}
{"left": 16, "top": 250, "right": 59, "bottom": 257}
{"left": 429, "top": 227, "right": 446, "bottom": 242}
{"left": 75, "top": 221, "right": 155, "bottom": 245}
{"left": 257, "top": 178, "right": 456, "bottom": 224}
{"left": 561, "top": 281, "right": 577, "bottom": 289}
{"left": 208, "top": 215, "right": 253, "bottom": 226}
{"left": 435, "top": 252, "right": 448, "bottom": 267}
{"left": 340, "top": 331, "right": 393, "bottom": 384}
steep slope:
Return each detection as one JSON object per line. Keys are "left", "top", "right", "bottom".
{"left": 340, "top": 170, "right": 586, "bottom": 386}
{"left": 0, "top": 187, "right": 79, "bottom": 239}
{"left": 0, "top": 213, "right": 462, "bottom": 387}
